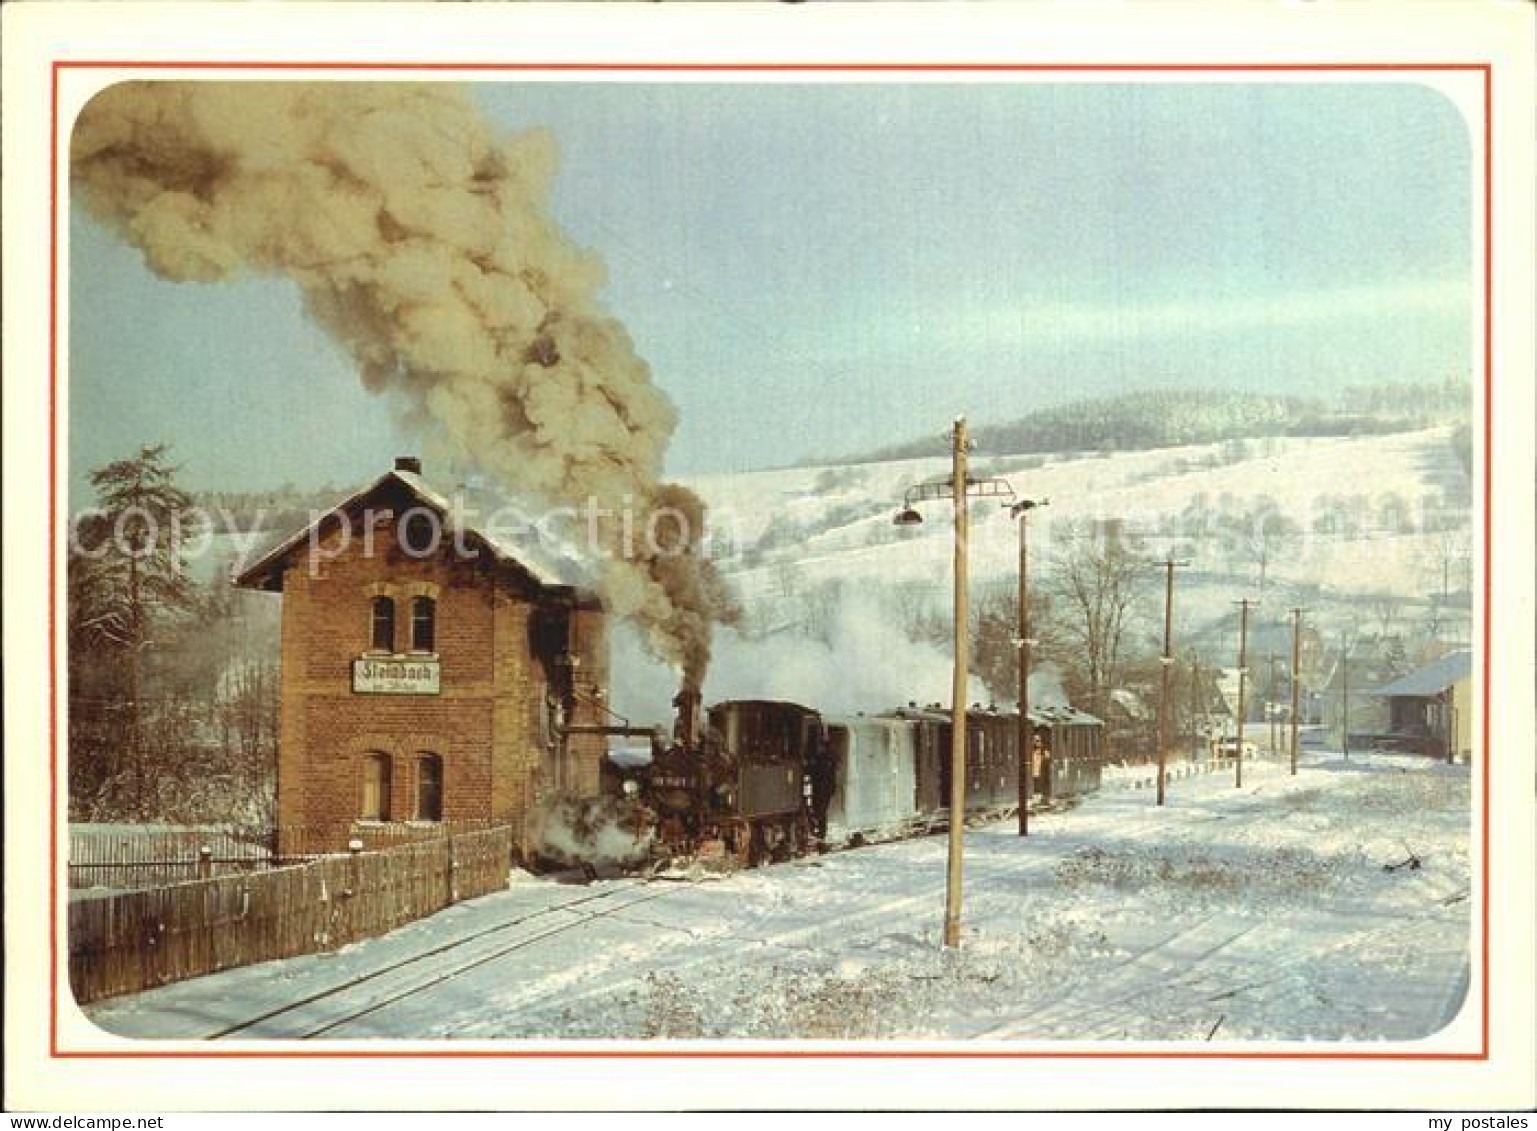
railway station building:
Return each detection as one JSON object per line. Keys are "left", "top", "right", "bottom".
{"left": 234, "top": 458, "right": 610, "bottom": 850}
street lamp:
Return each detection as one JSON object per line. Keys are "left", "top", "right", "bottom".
{"left": 890, "top": 416, "right": 1015, "bottom": 949}
{"left": 1006, "top": 497, "right": 1047, "bottom": 835}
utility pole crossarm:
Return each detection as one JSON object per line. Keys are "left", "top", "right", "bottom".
{"left": 902, "top": 476, "right": 1017, "bottom": 506}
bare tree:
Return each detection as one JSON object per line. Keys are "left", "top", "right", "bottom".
{"left": 1421, "top": 521, "right": 1472, "bottom": 644}
{"left": 1046, "top": 519, "right": 1151, "bottom": 725}
{"left": 798, "top": 578, "right": 845, "bottom": 646}
{"left": 1364, "top": 590, "right": 1405, "bottom": 643}
{"left": 890, "top": 579, "right": 942, "bottom": 645}
{"left": 1218, "top": 496, "right": 1300, "bottom": 592}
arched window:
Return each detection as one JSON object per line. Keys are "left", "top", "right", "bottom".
{"left": 371, "top": 596, "right": 396, "bottom": 652}
{"left": 416, "top": 754, "right": 443, "bottom": 822}
{"left": 411, "top": 595, "right": 436, "bottom": 653}
{"left": 361, "top": 753, "right": 391, "bottom": 820}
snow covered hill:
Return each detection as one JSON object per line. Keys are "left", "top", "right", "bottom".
{"left": 691, "top": 425, "right": 1469, "bottom": 614}
{"left": 615, "top": 424, "right": 1475, "bottom": 720}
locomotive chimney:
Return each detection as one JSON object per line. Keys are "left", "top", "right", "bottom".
{"left": 672, "top": 686, "right": 702, "bottom": 747}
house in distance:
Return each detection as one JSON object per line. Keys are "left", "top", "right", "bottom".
{"left": 1369, "top": 649, "right": 1474, "bottom": 762}
{"left": 234, "top": 457, "right": 611, "bottom": 851}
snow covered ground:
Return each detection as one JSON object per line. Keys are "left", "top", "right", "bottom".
{"left": 691, "top": 426, "right": 1470, "bottom": 608}
{"left": 84, "top": 750, "right": 1470, "bottom": 1043}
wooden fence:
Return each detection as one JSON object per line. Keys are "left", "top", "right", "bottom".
{"left": 69, "top": 827, "right": 276, "bottom": 891}
{"left": 68, "top": 820, "right": 505, "bottom": 890}
{"left": 69, "top": 824, "right": 514, "bottom": 1005}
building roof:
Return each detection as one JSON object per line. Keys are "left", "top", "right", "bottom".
{"left": 232, "top": 464, "right": 599, "bottom": 598}
{"left": 881, "top": 704, "right": 1103, "bottom": 727}
{"left": 1370, "top": 649, "right": 1473, "bottom": 698}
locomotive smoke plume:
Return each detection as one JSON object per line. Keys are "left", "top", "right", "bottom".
{"left": 1028, "top": 664, "right": 1070, "bottom": 710}
{"left": 609, "top": 596, "right": 992, "bottom": 721}
{"left": 527, "top": 794, "right": 654, "bottom": 870}
{"left": 71, "top": 82, "right": 734, "bottom": 687}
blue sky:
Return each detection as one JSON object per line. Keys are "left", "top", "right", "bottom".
{"left": 69, "top": 81, "right": 1471, "bottom": 498}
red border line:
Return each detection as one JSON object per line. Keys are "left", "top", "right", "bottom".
{"left": 49, "top": 1050, "right": 1492, "bottom": 1061}
{"left": 48, "top": 58, "right": 62, "bottom": 1062}
{"left": 1479, "top": 61, "right": 1493, "bottom": 1064}
{"left": 48, "top": 60, "right": 1495, "bottom": 1062}
{"left": 50, "top": 61, "right": 1489, "bottom": 72}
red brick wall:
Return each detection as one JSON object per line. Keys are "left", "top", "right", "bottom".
{"left": 271, "top": 493, "right": 609, "bottom": 850}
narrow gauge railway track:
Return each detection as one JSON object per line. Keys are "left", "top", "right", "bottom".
{"left": 489, "top": 846, "right": 1073, "bottom": 1026}
{"left": 207, "top": 880, "right": 669, "bottom": 1040}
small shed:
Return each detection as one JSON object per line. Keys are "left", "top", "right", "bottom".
{"left": 1369, "top": 650, "right": 1473, "bottom": 760}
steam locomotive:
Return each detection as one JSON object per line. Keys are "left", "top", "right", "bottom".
{"left": 603, "top": 692, "right": 1105, "bottom": 868}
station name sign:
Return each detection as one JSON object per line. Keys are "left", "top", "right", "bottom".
{"left": 352, "top": 657, "right": 441, "bottom": 695}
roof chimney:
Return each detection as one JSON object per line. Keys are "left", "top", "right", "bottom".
{"left": 394, "top": 456, "right": 422, "bottom": 475}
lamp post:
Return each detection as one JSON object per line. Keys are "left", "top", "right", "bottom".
{"left": 892, "top": 416, "right": 1015, "bottom": 949}
{"left": 1008, "top": 497, "right": 1048, "bottom": 835}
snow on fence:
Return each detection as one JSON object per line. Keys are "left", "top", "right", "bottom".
{"left": 68, "top": 824, "right": 514, "bottom": 1005}
{"left": 69, "top": 827, "right": 277, "bottom": 891}
{"left": 69, "top": 820, "right": 505, "bottom": 891}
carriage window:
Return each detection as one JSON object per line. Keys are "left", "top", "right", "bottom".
{"left": 361, "top": 753, "right": 391, "bottom": 820}
{"left": 411, "top": 596, "right": 436, "bottom": 652}
{"left": 370, "top": 596, "right": 395, "bottom": 652}
{"left": 416, "top": 754, "right": 443, "bottom": 822}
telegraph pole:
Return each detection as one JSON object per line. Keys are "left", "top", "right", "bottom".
{"left": 1189, "top": 652, "right": 1202, "bottom": 760}
{"left": 946, "top": 417, "right": 969, "bottom": 948}
{"left": 1234, "top": 599, "right": 1258, "bottom": 788}
{"left": 1011, "top": 498, "right": 1048, "bottom": 836}
{"left": 1289, "top": 608, "right": 1305, "bottom": 775}
{"left": 1341, "top": 639, "right": 1350, "bottom": 762}
{"left": 1268, "top": 653, "right": 1281, "bottom": 757}
{"left": 1156, "top": 558, "right": 1189, "bottom": 806}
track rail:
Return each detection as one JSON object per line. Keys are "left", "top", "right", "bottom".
{"left": 207, "top": 880, "right": 665, "bottom": 1040}
{"left": 295, "top": 886, "right": 677, "bottom": 1038}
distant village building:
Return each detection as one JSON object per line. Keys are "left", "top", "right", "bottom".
{"left": 235, "top": 458, "right": 609, "bottom": 849}
{"left": 1368, "top": 649, "right": 1473, "bottom": 761}
{"left": 1315, "top": 638, "right": 1397, "bottom": 747}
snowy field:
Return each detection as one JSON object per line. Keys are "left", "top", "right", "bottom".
{"left": 692, "top": 426, "right": 1469, "bottom": 607}
{"left": 84, "top": 750, "right": 1470, "bottom": 1043}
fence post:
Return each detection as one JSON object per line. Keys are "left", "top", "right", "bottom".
{"left": 198, "top": 845, "right": 213, "bottom": 881}
{"left": 347, "top": 838, "right": 363, "bottom": 897}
